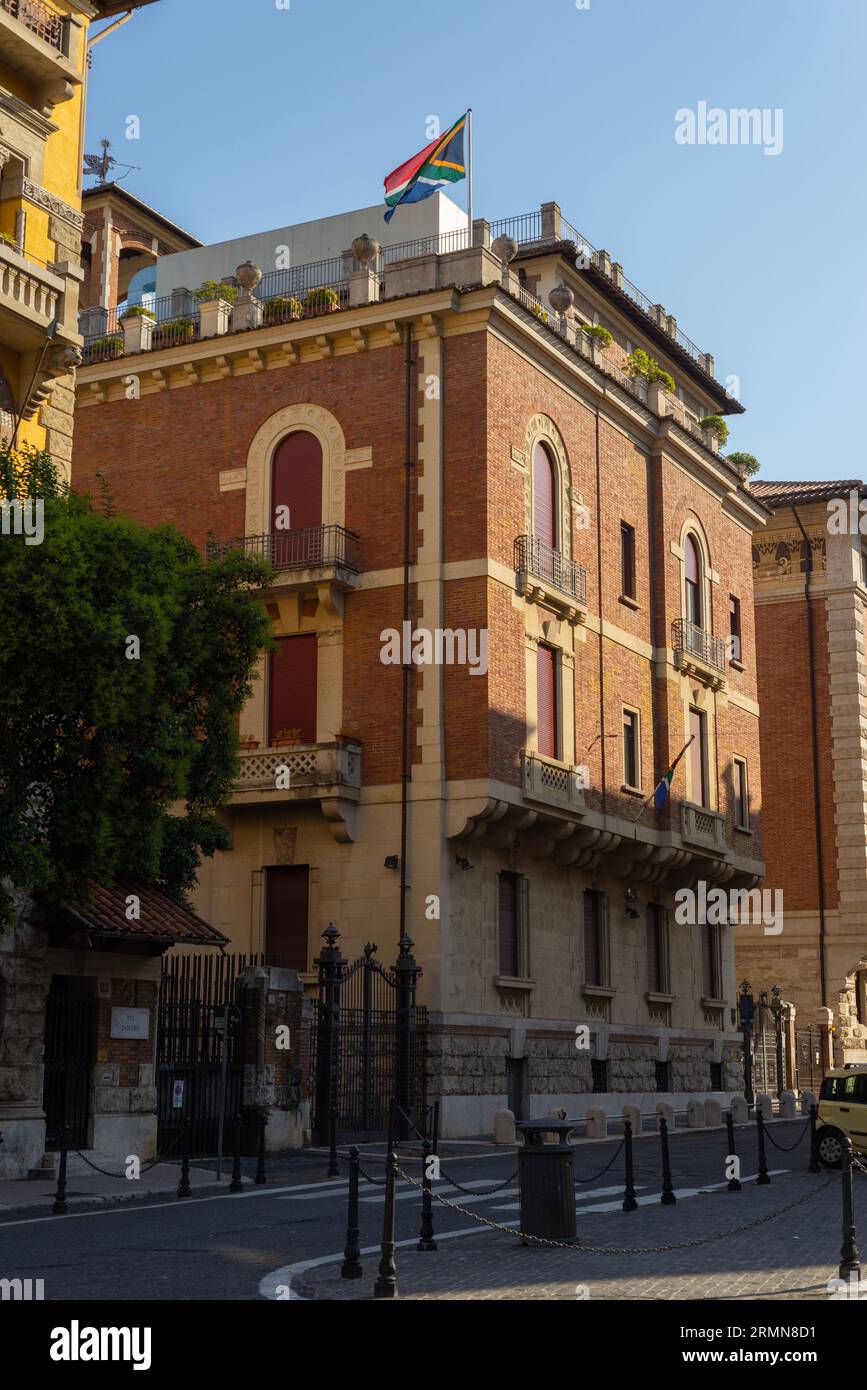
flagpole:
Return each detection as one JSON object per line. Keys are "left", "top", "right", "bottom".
{"left": 466, "top": 107, "right": 473, "bottom": 250}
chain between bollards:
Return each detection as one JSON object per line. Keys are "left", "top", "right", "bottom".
{"left": 839, "top": 1139, "right": 862, "bottom": 1281}
{"left": 176, "top": 1119, "right": 192, "bottom": 1199}
{"left": 341, "top": 1146, "right": 362, "bottom": 1280}
{"left": 726, "top": 1109, "right": 742, "bottom": 1192}
{"left": 373, "top": 1148, "right": 398, "bottom": 1298}
{"left": 417, "top": 1139, "right": 437, "bottom": 1250}
{"left": 659, "top": 1116, "right": 676, "bottom": 1206}
{"left": 756, "top": 1109, "right": 771, "bottom": 1185}
{"left": 52, "top": 1125, "right": 70, "bottom": 1216}
{"left": 622, "top": 1118, "right": 637, "bottom": 1212}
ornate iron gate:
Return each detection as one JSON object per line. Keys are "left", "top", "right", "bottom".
{"left": 752, "top": 993, "right": 787, "bottom": 1097}
{"left": 43, "top": 978, "right": 96, "bottom": 1149}
{"left": 156, "top": 952, "right": 267, "bottom": 1157}
{"left": 795, "top": 1025, "right": 824, "bottom": 1094}
{"left": 311, "top": 931, "right": 428, "bottom": 1143}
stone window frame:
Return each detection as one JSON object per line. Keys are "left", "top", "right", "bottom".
{"left": 244, "top": 403, "right": 348, "bottom": 539}
{"left": 523, "top": 413, "right": 575, "bottom": 562}
{"left": 582, "top": 887, "right": 613, "bottom": 995}
{"left": 494, "top": 870, "right": 532, "bottom": 988}
{"left": 645, "top": 903, "right": 672, "bottom": 998}
{"left": 732, "top": 753, "right": 750, "bottom": 831}
{"left": 621, "top": 702, "right": 642, "bottom": 793}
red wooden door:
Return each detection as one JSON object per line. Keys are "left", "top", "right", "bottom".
{"left": 536, "top": 644, "right": 557, "bottom": 758}
{"left": 269, "top": 634, "right": 318, "bottom": 744}
{"left": 271, "top": 431, "right": 323, "bottom": 532}
{"left": 265, "top": 866, "right": 309, "bottom": 971}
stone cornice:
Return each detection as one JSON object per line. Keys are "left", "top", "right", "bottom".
{"left": 0, "top": 85, "right": 58, "bottom": 140}
{"left": 0, "top": 170, "right": 84, "bottom": 229}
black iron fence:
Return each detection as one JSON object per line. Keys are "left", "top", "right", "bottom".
{"left": 43, "top": 983, "right": 96, "bottom": 1149}
{"left": 156, "top": 951, "right": 272, "bottom": 1157}
{"left": 206, "top": 523, "right": 360, "bottom": 573}
{"left": 1, "top": 0, "right": 63, "bottom": 48}
{"left": 515, "top": 533, "right": 588, "bottom": 605}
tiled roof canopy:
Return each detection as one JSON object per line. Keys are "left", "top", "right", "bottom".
{"left": 50, "top": 878, "right": 227, "bottom": 947}
{"left": 750, "top": 479, "right": 867, "bottom": 508}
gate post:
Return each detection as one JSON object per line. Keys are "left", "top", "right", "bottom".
{"left": 392, "top": 935, "right": 422, "bottom": 1143}
{"left": 314, "top": 925, "right": 345, "bottom": 1176}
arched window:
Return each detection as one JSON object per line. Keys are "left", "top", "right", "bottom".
{"left": 532, "top": 442, "right": 556, "bottom": 550}
{"left": 271, "top": 431, "right": 323, "bottom": 534}
{"left": 685, "top": 534, "right": 702, "bottom": 627}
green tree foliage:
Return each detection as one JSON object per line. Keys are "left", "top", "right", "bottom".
{"left": 727, "top": 451, "right": 760, "bottom": 477}
{"left": 0, "top": 446, "right": 272, "bottom": 921}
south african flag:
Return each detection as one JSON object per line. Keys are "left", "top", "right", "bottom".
{"left": 383, "top": 112, "right": 468, "bottom": 223}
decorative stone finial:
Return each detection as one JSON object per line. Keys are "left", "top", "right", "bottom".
{"left": 235, "top": 260, "right": 262, "bottom": 293}
{"left": 351, "top": 232, "right": 379, "bottom": 266}
{"left": 548, "top": 284, "right": 574, "bottom": 314}
{"left": 491, "top": 234, "right": 518, "bottom": 265}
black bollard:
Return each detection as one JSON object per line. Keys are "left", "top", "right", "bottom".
{"left": 52, "top": 1126, "right": 70, "bottom": 1216}
{"left": 839, "top": 1140, "right": 862, "bottom": 1281}
{"left": 177, "top": 1119, "right": 192, "bottom": 1198}
{"left": 417, "top": 1139, "right": 438, "bottom": 1250}
{"left": 659, "top": 1115, "right": 676, "bottom": 1206}
{"left": 726, "top": 1110, "right": 742, "bottom": 1192}
{"left": 341, "top": 1147, "right": 363, "bottom": 1279}
{"left": 229, "top": 1116, "right": 244, "bottom": 1193}
{"left": 255, "top": 1114, "right": 267, "bottom": 1186}
{"left": 622, "top": 1118, "right": 638, "bottom": 1212}
{"left": 373, "top": 1149, "right": 398, "bottom": 1298}
{"left": 809, "top": 1103, "right": 821, "bottom": 1173}
{"left": 756, "top": 1109, "right": 771, "bottom": 1185}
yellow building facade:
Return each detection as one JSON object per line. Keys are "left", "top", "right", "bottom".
{"left": 0, "top": 0, "right": 156, "bottom": 468}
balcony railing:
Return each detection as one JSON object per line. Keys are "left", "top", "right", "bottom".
{"left": 680, "top": 802, "right": 727, "bottom": 855}
{"left": 521, "top": 750, "right": 586, "bottom": 813}
{"left": 1, "top": 0, "right": 63, "bottom": 49}
{"left": 234, "top": 740, "right": 361, "bottom": 795}
{"left": 515, "top": 534, "right": 587, "bottom": 605}
{"left": 672, "top": 618, "right": 726, "bottom": 674}
{"left": 207, "top": 524, "right": 360, "bottom": 574}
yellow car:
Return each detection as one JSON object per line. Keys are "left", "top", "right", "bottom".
{"left": 816, "top": 1065, "right": 867, "bottom": 1167}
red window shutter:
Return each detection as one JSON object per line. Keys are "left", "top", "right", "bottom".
{"left": 498, "top": 873, "right": 519, "bottom": 977}
{"left": 269, "top": 634, "right": 318, "bottom": 744}
{"left": 536, "top": 645, "right": 557, "bottom": 758}
{"left": 532, "top": 442, "right": 556, "bottom": 548}
{"left": 265, "top": 866, "right": 309, "bottom": 970}
{"left": 271, "top": 431, "right": 323, "bottom": 532}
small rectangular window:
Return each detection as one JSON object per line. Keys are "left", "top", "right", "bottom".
{"left": 701, "top": 923, "right": 721, "bottom": 1000}
{"left": 733, "top": 756, "right": 749, "bottom": 829}
{"left": 647, "top": 904, "right": 668, "bottom": 993}
{"left": 498, "top": 872, "right": 519, "bottom": 977}
{"left": 591, "top": 1059, "right": 608, "bottom": 1093}
{"left": 655, "top": 1060, "right": 670, "bottom": 1092}
{"left": 583, "top": 889, "right": 605, "bottom": 986}
{"left": 710, "top": 1062, "right": 724, "bottom": 1091}
{"left": 622, "top": 708, "right": 639, "bottom": 789}
{"left": 620, "top": 521, "right": 636, "bottom": 599}
{"left": 729, "top": 595, "right": 742, "bottom": 663}
{"left": 536, "top": 645, "right": 559, "bottom": 760}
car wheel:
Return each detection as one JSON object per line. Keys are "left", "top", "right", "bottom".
{"left": 817, "top": 1127, "right": 846, "bottom": 1169}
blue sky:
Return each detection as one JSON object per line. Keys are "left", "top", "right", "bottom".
{"left": 85, "top": 0, "right": 866, "bottom": 483}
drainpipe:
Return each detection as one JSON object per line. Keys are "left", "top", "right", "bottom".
{"left": 399, "top": 322, "right": 414, "bottom": 941}
{"left": 594, "top": 408, "right": 606, "bottom": 811}
{"left": 792, "top": 505, "right": 828, "bottom": 1006}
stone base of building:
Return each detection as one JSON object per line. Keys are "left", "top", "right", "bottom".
{"left": 0, "top": 1104, "right": 46, "bottom": 1180}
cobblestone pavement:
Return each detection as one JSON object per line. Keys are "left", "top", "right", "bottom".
{"left": 293, "top": 1168, "right": 863, "bottom": 1301}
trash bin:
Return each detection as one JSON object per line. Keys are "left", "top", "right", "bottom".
{"left": 516, "top": 1119, "right": 577, "bottom": 1242}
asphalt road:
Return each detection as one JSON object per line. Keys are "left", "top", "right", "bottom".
{"left": 0, "top": 1121, "right": 814, "bottom": 1301}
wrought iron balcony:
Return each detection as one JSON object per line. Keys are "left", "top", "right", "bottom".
{"left": 672, "top": 618, "right": 726, "bottom": 677}
{"left": 208, "top": 524, "right": 360, "bottom": 575}
{"left": 1, "top": 0, "right": 63, "bottom": 49}
{"left": 515, "top": 534, "right": 587, "bottom": 616}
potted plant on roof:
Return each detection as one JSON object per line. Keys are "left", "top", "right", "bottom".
{"left": 195, "top": 279, "right": 240, "bottom": 337}
{"left": 238, "top": 731, "right": 260, "bottom": 751}
{"left": 699, "top": 414, "right": 729, "bottom": 453}
{"left": 263, "top": 294, "right": 303, "bottom": 326}
{"left": 154, "top": 316, "right": 196, "bottom": 348}
{"left": 304, "top": 285, "right": 340, "bottom": 314}
{"left": 119, "top": 303, "right": 156, "bottom": 354}
{"left": 88, "top": 335, "right": 124, "bottom": 362}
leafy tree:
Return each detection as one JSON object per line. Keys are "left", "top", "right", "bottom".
{"left": 0, "top": 445, "right": 272, "bottom": 922}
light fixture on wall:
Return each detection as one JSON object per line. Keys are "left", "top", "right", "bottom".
{"left": 384, "top": 855, "right": 399, "bottom": 871}
{"left": 456, "top": 857, "right": 473, "bottom": 871}
{"left": 625, "top": 887, "right": 640, "bottom": 919}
